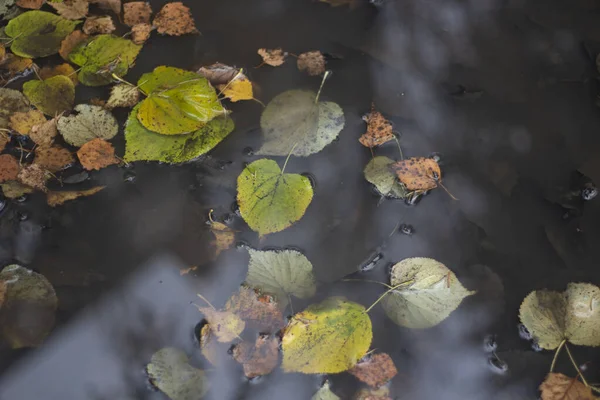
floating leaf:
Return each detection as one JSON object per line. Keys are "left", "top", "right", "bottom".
{"left": 364, "top": 156, "right": 408, "bottom": 199}
{"left": 0, "top": 181, "right": 33, "bottom": 199}
{"left": 199, "top": 324, "right": 218, "bottom": 366}
{"left": 232, "top": 336, "right": 279, "bottom": 378}
{"left": 539, "top": 373, "right": 595, "bottom": 400}
{"left": 198, "top": 307, "right": 245, "bottom": 343}
{"left": 34, "top": 145, "right": 74, "bottom": 172}
{"left": 23, "top": 75, "right": 75, "bottom": 116}
{"left": 210, "top": 221, "right": 235, "bottom": 259}
{"left": 349, "top": 353, "right": 397, "bottom": 388}
{"left": 0, "top": 0, "right": 17, "bottom": 18}
{"left": 391, "top": 157, "right": 441, "bottom": 192}
{"left": 57, "top": 104, "right": 118, "bottom": 146}
{"left": 297, "top": 51, "right": 326, "bottom": 76}
{"left": 82, "top": 15, "right": 115, "bottom": 35}
{"left": 257, "top": 48, "right": 287, "bottom": 67}
{"left": 0, "top": 88, "right": 30, "bottom": 129}
{"left": 17, "top": 164, "right": 48, "bottom": 191}
{"left": 15, "top": 0, "right": 44, "bottom": 9}
{"left": 59, "top": 30, "right": 88, "bottom": 60}
{"left": 77, "top": 138, "right": 118, "bottom": 170}
{"left": 49, "top": 0, "right": 89, "bottom": 20}
{"left": 124, "top": 104, "right": 234, "bottom": 163}
{"left": 381, "top": 257, "right": 476, "bottom": 329}
{"left": 29, "top": 117, "right": 58, "bottom": 146}
{"left": 359, "top": 104, "right": 395, "bottom": 148}
{"left": 39, "top": 63, "right": 78, "bottom": 85}
{"left": 0, "top": 53, "right": 34, "bottom": 83}
{"left": 258, "top": 89, "right": 344, "bottom": 157}
{"left": 5, "top": 11, "right": 78, "bottom": 58}
{"left": 68, "top": 34, "right": 141, "bottom": 86}
{"left": 218, "top": 75, "right": 253, "bottom": 103}
{"left": 9, "top": 109, "right": 46, "bottom": 135}
{"left": 147, "top": 347, "right": 209, "bottom": 400}
{"left": 198, "top": 63, "right": 240, "bottom": 86}
{"left": 224, "top": 286, "right": 284, "bottom": 333}
{"left": 237, "top": 159, "right": 314, "bottom": 236}
{"left": 153, "top": 2, "right": 198, "bottom": 36}
{"left": 312, "top": 381, "right": 340, "bottom": 400}
{"left": 136, "top": 66, "right": 224, "bottom": 135}
{"left": 282, "top": 297, "right": 372, "bottom": 374}
{"left": 123, "top": 1, "right": 151, "bottom": 26}
{"left": 0, "top": 154, "right": 19, "bottom": 182}
{"left": 131, "top": 23, "right": 152, "bottom": 45}
{"left": 106, "top": 84, "right": 140, "bottom": 109}
{"left": 0, "top": 265, "right": 57, "bottom": 348}
{"left": 519, "top": 283, "right": 600, "bottom": 350}
{"left": 47, "top": 186, "right": 105, "bottom": 207}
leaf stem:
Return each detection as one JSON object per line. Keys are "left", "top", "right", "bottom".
{"left": 281, "top": 141, "right": 299, "bottom": 175}
{"left": 365, "top": 279, "right": 414, "bottom": 313}
{"left": 314, "top": 70, "right": 331, "bottom": 104}
{"left": 565, "top": 343, "right": 589, "bottom": 387}
{"left": 550, "top": 339, "right": 566, "bottom": 372}
{"left": 342, "top": 279, "right": 393, "bottom": 289}
{"left": 393, "top": 135, "right": 403, "bottom": 160}
{"left": 196, "top": 293, "right": 216, "bottom": 310}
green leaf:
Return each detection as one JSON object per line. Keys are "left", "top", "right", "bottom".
{"left": 245, "top": 248, "right": 316, "bottom": 309}
{"left": 258, "top": 89, "right": 345, "bottom": 157}
{"left": 57, "top": 104, "right": 118, "bottom": 146}
{"left": 382, "top": 257, "right": 476, "bottom": 329}
{"left": 364, "top": 156, "right": 408, "bottom": 198}
{"left": 0, "top": 88, "right": 30, "bottom": 129}
{"left": 23, "top": 76, "right": 75, "bottom": 116}
{"left": 68, "top": 34, "right": 142, "bottom": 86}
{"left": 312, "top": 381, "right": 340, "bottom": 400}
{"left": 237, "top": 159, "right": 314, "bottom": 236}
{"left": 124, "top": 104, "right": 235, "bottom": 163}
{"left": 282, "top": 297, "right": 372, "bottom": 374}
{"left": 519, "top": 283, "right": 600, "bottom": 350}
{"left": 5, "top": 11, "right": 78, "bottom": 58}
{"left": 136, "top": 66, "right": 224, "bottom": 135}
{"left": 147, "top": 348, "right": 209, "bottom": 400}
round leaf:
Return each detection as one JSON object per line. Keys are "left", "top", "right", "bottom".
{"left": 381, "top": 257, "right": 476, "bottom": 329}
{"left": 282, "top": 297, "right": 372, "bottom": 374}
{"left": 237, "top": 159, "right": 314, "bottom": 236}
{"left": 364, "top": 156, "right": 408, "bottom": 199}
{"left": 0, "top": 88, "right": 30, "bottom": 129}
{"left": 147, "top": 347, "right": 209, "bottom": 400}
{"left": 23, "top": 76, "right": 75, "bottom": 116}
{"left": 258, "top": 89, "right": 345, "bottom": 157}
{"left": 57, "top": 104, "right": 118, "bottom": 146}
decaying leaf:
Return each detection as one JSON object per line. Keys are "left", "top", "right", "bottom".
{"left": 123, "top": 1, "right": 152, "bottom": 26}
{"left": 15, "top": 0, "right": 44, "bottom": 9}
{"left": 359, "top": 105, "right": 395, "bottom": 148}
{"left": 82, "top": 15, "right": 115, "bottom": 35}
{"left": 381, "top": 257, "right": 476, "bottom": 329}
{"left": 0, "top": 181, "right": 33, "bottom": 199}
{"left": 349, "top": 353, "right": 397, "bottom": 388}
{"left": 539, "top": 373, "right": 595, "bottom": 400}
{"left": 0, "top": 265, "right": 57, "bottom": 348}
{"left": 46, "top": 186, "right": 105, "bottom": 207}
{"left": 131, "top": 23, "right": 152, "bottom": 45}
{"left": 0, "top": 88, "right": 30, "bottom": 129}
{"left": 297, "top": 51, "right": 326, "bottom": 76}
{"left": 391, "top": 157, "right": 441, "bottom": 192}
{"left": 197, "top": 307, "right": 245, "bottom": 343}
{"left": 282, "top": 297, "right": 372, "bottom": 374}
{"left": 0, "top": 53, "right": 34, "bottom": 83}
{"left": 153, "top": 2, "right": 198, "bottom": 36}
{"left": 364, "top": 156, "right": 408, "bottom": 199}
{"left": 354, "top": 387, "right": 392, "bottom": 400}
{"left": 59, "top": 30, "right": 88, "bottom": 60}
{"left": 9, "top": 109, "right": 46, "bottom": 135}
{"left": 232, "top": 335, "right": 279, "bottom": 378}
{"left": 198, "top": 63, "right": 240, "bottom": 86}
{"left": 34, "top": 145, "right": 74, "bottom": 172}
{"left": 57, "top": 104, "right": 119, "bottom": 147}
{"left": 147, "top": 347, "right": 209, "bottom": 400}
{"left": 199, "top": 324, "right": 218, "bottom": 366}
{"left": 218, "top": 75, "right": 254, "bottom": 102}
{"left": 17, "top": 164, "right": 48, "bottom": 192}
{"left": 237, "top": 159, "right": 314, "bottom": 236}
{"left": 224, "top": 286, "right": 285, "bottom": 333}
{"left": 210, "top": 221, "right": 235, "bottom": 259}
{"left": 312, "top": 381, "right": 340, "bottom": 400}
{"left": 39, "top": 63, "right": 78, "bottom": 85}
{"left": 0, "top": 154, "right": 20, "bottom": 183}
{"left": 77, "top": 138, "right": 118, "bottom": 170}
{"left": 519, "top": 283, "right": 600, "bottom": 350}
{"left": 29, "top": 118, "right": 58, "bottom": 146}
{"left": 22, "top": 75, "right": 75, "bottom": 116}
{"left": 257, "top": 48, "right": 287, "bottom": 67}
{"left": 258, "top": 89, "right": 344, "bottom": 157}
{"left": 48, "top": 0, "right": 89, "bottom": 20}
{"left": 106, "top": 84, "right": 140, "bottom": 109}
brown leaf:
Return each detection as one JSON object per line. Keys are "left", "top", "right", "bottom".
{"left": 34, "top": 145, "right": 74, "bottom": 172}
{"left": 257, "top": 48, "right": 287, "bottom": 67}
{"left": 153, "top": 2, "right": 198, "bottom": 36}
{"left": 0, "top": 54, "right": 34, "bottom": 83}
{"left": 83, "top": 15, "right": 116, "bottom": 35}
{"left": 224, "top": 286, "right": 285, "bottom": 333}
{"left": 123, "top": 1, "right": 152, "bottom": 26}
{"left": 199, "top": 324, "right": 219, "bottom": 366}
{"left": 0, "top": 154, "right": 20, "bottom": 183}
{"left": 131, "top": 23, "right": 152, "bottom": 45}
{"left": 39, "top": 63, "right": 79, "bottom": 85}
{"left": 539, "top": 373, "right": 596, "bottom": 400}
{"left": 349, "top": 353, "right": 397, "bottom": 388}
{"left": 198, "top": 63, "right": 240, "bottom": 86}
{"left": 232, "top": 336, "right": 279, "bottom": 379}
{"left": 47, "top": 187, "right": 105, "bottom": 207}
{"left": 297, "top": 51, "right": 326, "bottom": 76}
{"left": 77, "top": 138, "right": 119, "bottom": 171}
{"left": 17, "top": 164, "right": 48, "bottom": 192}
{"left": 30, "top": 118, "right": 58, "bottom": 147}
{"left": 210, "top": 221, "right": 235, "bottom": 259}
{"left": 15, "top": 0, "right": 44, "bottom": 9}
{"left": 197, "top": 307, "right": 244, "bottom": 343}
{"left": 391, "top": 157, "right": 441, "bottom": 191}
{"left": 59, "top": 31, "right": 89, "bottom": 61}
{"left": 9, "top": 110, "right": 46, "bottom": 135}
{"left": 49, "top": 0, "right": 89, "bottom": 20}
{"left": 359, "top": 104, "right": 395, "bottom": 148}
{"left": 89, "top": 0, "right": 121, "bottom": 14}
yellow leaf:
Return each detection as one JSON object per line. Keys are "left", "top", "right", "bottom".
{"left": 9, "top": 109, "right": 46, "bottom": 135}
{"left": 218, "top": 76, "right": 253, "bottom": 102}
{"left": 198, "top": 307, "right": 245, "bottom": 343}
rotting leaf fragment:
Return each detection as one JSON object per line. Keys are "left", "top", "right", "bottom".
{"left": 349, "top": 353, "right": 397, "bottom": 388}
{"left": 209, "top": 220, "right": 235, "bottom": 259}
{"left": 232, "top": 336, "right": 279, "bottom": 378}
{"left": 197, "top": 307, "right": 245, "bottom": 343}
{"left": 297, "top": 51, "right": 326, "bottom": 76}
{"left": 257, "top": 48, "right": 287, "bottom": 67}
{"left": 224, "top": 286, "right": 284, "bottom": 333}
{"left": 47, "top": 187, "right": 105, "bottom": 207}
{"left": 123, "top": 1, "right": 152, "bottom": 26}
{"left": 153, "top": 2, "right": 197, "bottom": 36}
{"left": 359, "top": 104, "right": 395, "bottom": 148}
{"left": 0, "top": 154, "right": 19, "bottom": 183}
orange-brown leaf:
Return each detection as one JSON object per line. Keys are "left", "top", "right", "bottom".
{"left": 15, "top": 0, "right": 44, "bottom": 9}
{"left": 224, "top": 286, "right": 284, "bottom": 333}
{"left": 59, "top": 31, "right": 89, "bottom": 61}
{"left": 39, "top": 63, "right": 78, "bottom": 85}
{"left": 391, "top": 157, "right": 441, "bottom": 191}
{"left": 30, "top": 118, "right": 58, "bottom": 147}
{"left": 354, "top": 386, "right": 392, "bottom": 400}
{"left": 257, "top": 48, "right": 287, "bottom": 67}
{"left": 297, "top": 51, "right": 326, "bottom": 76}
{"left": 9, "top": 110, "right": 46, "bottom": 135}
{"left": 359, "top": 105, "right": 394, "bottom": 148}
{"left": 47, "top": 187, "right": 105, "bottom": 207}
{"left": 83, "top": 15, "right": 116, "bottom": 35}
{"left": 539, "top": 373, "right": 596, "bottom": 400}
{"left": 77, "top": 138, "right": 119, "bottom": 171}
{"left": 131, "top": 23, "right": 152, "bottom": 45}
{"left": 123, "top": 1, "right": 152, "bottom": 26}
{"left": 210, "top": 221, "right": 235, "bottom": 259}
{"left": 232, "top": 336, "right": 279, "bottom": 379}
{"left": 349, "top": 353, "right": 397, "bottom": 388}
{"left": 153, "top": 2, "right": 198, "bottom": 36}
{"left": 0, "top": 154, "right": 20, "bottom": 183}
{"left": 34, "top": 145, "right": 74, "bottom": 172}
{"left": 17, "top": 164, "right": 48, "bottom": 192}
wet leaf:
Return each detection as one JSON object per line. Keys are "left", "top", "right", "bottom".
{"left": 29, "top": 117, "right": 58, "bottom": 146}
{"left": 39, "top": 63, "right": 78, "bottom": 85}
{"left": 312, "top": 381, "right": 340, "bottom": 400}
{"left": 0, "top": 0, "right": 16, "bottom": 18}
{"left": 15, "top": 0, "right": 44, "bottom": 9}
{"left": 59, "top": 30, "right": 88, "bottom": 60}
{"left": 9, "top": 109, "right": 46, "bottom": 135}
{"left": 76, "top": 138, "right": 118, "bottom": 170}
{"left": 153, "top": 2, "right": 198, "bottom": 36}
{"left": 23, "top": 75, "right": 75, "bottom": 116}
{"left": 197, "top": 307, "right": 245, "bottom": 343}
{"left": 5, "top": 11, "right": 78, "bottom": 58}
{"left": 146, "top": 347, "right": 209, "bottom": 400}
{"left": 539, "top": 373, "right": 595, "bottom": 400}
{"left": 224, "top": 286, "right": 285, "bottom": 333}
{"left": 0, "top": 265, "right": 57, "bottom": 348}
{"left": 106, "top": 84, "right": 140, "bottom": 109}
{"left": 123, "top": 1, "right": 151, "bottom": 26}
{"left": 349, "top": 353, "right": 397, "bottom": 388}
{"left": 82, "top": 15, "right": 115, "bottom": 35}
{"left": 237, "top": 159, "right": 314, "bottom": 236}
{"left": 391, "top": 157, "right": 441, "bottom": 192}
{"left": 49, "top": 0, "right": 89, "bottom": 20}
{"left": 131, "top": 23, "right": 152, "bottom": 45}
{"left": 364, "top": 156, "right": 408, "bottom": 199}
{"left": 258, "top": 89, "right": 344, "bottom": 157}
{"left": 210, "top": 221, "right": 235, "bottom": 259}
{"left": 519, "top": 283, "right": 600, "bottom": 350}
{"left": 0, "top": 53, "right": 34, "bottom": 83}
{"left": 47, "top": 186, "right": 104, "bottom": 207}
{"left": 17, "top": 164, "right": 48, "bottom": 191}
{"left": 257, "top": 48, "right": 287, "bottom": 67}
{"left": 136, "top": 66, "right": 224, "bottom": 135}
{"left": 34, "top": 145, "right": 74, "bottom": 172}
{"left": 282, "top": 297, "right": 372, "bottom": 374}
{"left": 381, "top": 257, "right": 476, "bottom": 329}
{"left": 297, "top": 51, "right": 326, "bottom": 76}
{"left": 198, "top": 62, "right": 240, "bottom": 86}
{"left": 232, "top": 335, "right": 279, "bottom": 378}
{"left": 359, "top": 105, "right": 395, "bottom": 148}
{"left": 57, "top": 104, "right": 118, "bottom": 147}
{"left": 0, "top": 88, "right": 30, "bottom": 129}
{"left": 124, "top": 104, "right": 234, "bottom": 163}
{"left": 354, "top": 387, "right": 392, "bottom": 400}
{"left": 199, "top": 324, "right": 218, "bottom": 366}
{"left": 0, "top": 181, "right": 33, "bottom": 199}
{"left": 218, "top": 75, "right": 253, "bottom": 102}
{"left": 0, "top": 135, "right": 8, "bottom": 152}
{"left": 245, "top": 248, "right": 316, "bottom": 309}
{"left": 0, "top": 154, "right": 20, "bottom": 183}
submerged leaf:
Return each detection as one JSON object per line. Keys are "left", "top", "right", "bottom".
{"left": 57, "top": 104, "right": 118, "bottom": 147}
{"left": 364, "top": 156, "right": 408, "bottom": 199}
{"left": 312, "top": 381, "right": 340, "bottom": 400}
{"left": 15, "top": 0, "right": 44, "bottom": 9}
{"left": 23, "top": 75, "right": 75, "bottom": 116}
{"left": 258, "top": 89, "right": 344, "bottom": 157}
{"left": 354, "top": 387, "right": 392, "bottom": 400}
{"left": 147, "top": 348, "right": 209, "bottom": 400}
{"left": 199, "top": 324, "right": 218, "bottom": 366}
{"left": 237, "top": 159, "right": 314, "bottom": 236}
{"left": 349, "top": 353, "right": 397, "bottom": 388}
{"left": 77, "top": 138, "right": 118, "bottom": 170}
{"left": 153, "top": 2, "right": 198, "bottom": 36}
{"left": 391, "top": 157, "right": 441, "bottom": 192}
{"left": 210, "top": 221, "right": 235, "bottom": 259}
{"left": 297, "top": 51, "right": 326, "bottom": 76}
{"left": 0, "top": 88, "right": 29, "bottom": 129}
{"left": 224, "top": 286, "right": 284, "bottom": 333}
{"left": 39, "top": 63, "right": 78, "bottom": 85}
{"left": 359, "top": 104, "right": 395, "bottom": 148}
{"left": 232, "top": 336, "right": 279, "bottom": 378}
{"left": 198, "top": 63, "right": 240, "bottom": 86}
{"left": 47, "top": 186, "right": 105, "bottom": 207}
{"left": 539, "top": 373, "right": 595, "bottom": 400}
{"left": 257, "top": 48, "right": 287, "bottom": 67}
{"left": 0, "top": 181, "right": 33, "bottom": 199}
{"left": 29, "top": 117, "right": 58, "bottom": 146}
{"left": 0, "top": 53, "right": 34, "bottom": 83}
{"left": 198, "top": 307, "right": 245, "bottom": 343}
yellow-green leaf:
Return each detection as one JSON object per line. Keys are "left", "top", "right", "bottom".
{"left": 364, "top": 156, "right": 408, "bottom": 199}
{"left": 23, "top": 75, "right": 75, "bottom": 116}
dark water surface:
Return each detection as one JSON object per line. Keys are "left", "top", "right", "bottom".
{"left": 2, "top": 0, "right": 600, "bottom": 398}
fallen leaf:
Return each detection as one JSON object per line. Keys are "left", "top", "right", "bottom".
{"left": 1, "top": 2, "right": 21, "bottom": 20}
{"left": 381, "top": 258, "right": 475, "bottom": 329}
{"left": 257, "top": 48, "right": 287, "bottom": 67}
{"left": 23, "top": 75, "right": 75, "bottom": 116}
{"left": 57, "top": 104, "right": 118, "bottom": 146}
{"left": 33, "top": 145, "right": 74, "bottom": 172}
{"left": 59, "top": 30, "right": 88, "bottom": 60}
{"left": 364, "top": 156, "right": 408, "bottom": 199}
{"left": 5, "top": 10, "right": 78, "bottom": 58}
{"left": 210, "top": 221, "right": 235, "bottom": 259}
{"left": 198, "top": 62, "right": 240, "bottom": 86}
{"left": 131, "top": 23, "right": 152, "bottom": 45}
{"left": 354, "top": 387, "right": 392, "bottom": 400}
{"left": 17, "top": 163, "right": 48, "bottom": 191}
{"left": 258, "top": 89, "right": 344, "bottom": 157}
{"left": 349, "top": 353, "right": 397, "bottom": 387}
{"left": 146, "top": 347, "right": 209, "bottom": 400}
{"left": 82, "top": 15, "right": 115, "bottom": 35}
{"left": 199, "top": 324, "right": 218, "bottom": 366}
{"left": 237, "top": 159, "right": 314, "bottom": 236}
{"left": 15, "top": 0, "right": 43, "bottom": 10}
{"left": 0, "top": 134, "right": 8, "bottom": 152}
{"left": 0, "top": 154, "right": 20, "bottom": 183}
{"left": 312, "top": 381, "right": 340, "bottom": 400}
{"left": 89, "top": 0, "right": 120, "bottom": 14}
{"left": 359, "top": 104, "right": 395, "bottom": 148}
{"left": 224, "top": 286, "right": 285, "bottom": 333}
{"left": 179, "top": 265, "right": 197, "bottom": 276}
{"left": 39, "top": 63, "right": 78, "bottom": 85}
{"left": 282, "top": 297, "right": 372, "bottom": 374}
{"left": 46, "top": 186, "right": 105, "bottom": 207}
{"left": 123, "top": 1, "right": 151, "bottom": 26}
{"left": 197, "top": 307, "right": 245, "bottom": 343}
{"left": 29, "top": 118, "right": 58, "bottom": 146}
{"left": 297, "top": 51, "right": 326, "bottom": 76}
{"left": 153, "top": 2, "right": 198, "bottom": 36}
{"left": 0, "top": 181, "right": 33, "bottom": 199}
{"left": 391, "top": 157, "right": 441, "bottom": 191}
{"left": 9, "top": 109, "right": 46, "bottom": 135}
{"left": 539, "top": 373, "right": 595, "bottom": 400}
{"left": 106, "top": 83, "right": 140, "bottom": 109}
{"left": 0, "top": 53, "right": 34, "bottom": 83}
{"left": 232, "top": 336, "right": 279, "bottom": 378}
{"left": 48, "top": 0, "right": 89, "bottom": 20}
{"left": 0, "top": 88, "right": 30, "bottom": 129}
{"left": 218, "top": 75, "right": 254, "bottom": 102}
{"left": 519, "top": 283, "right": 600, "bottom": 350}
{"left": 77, "top": 138, "right": 119, "bottom": 170}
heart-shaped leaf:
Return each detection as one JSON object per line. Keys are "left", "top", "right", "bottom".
{"left": 146, "top": 348, "right": 209, "bottom": 400}
{"left": 57, "top": 104, "right": 118, "bottom": 146}
{"left": 23, "top": 75, "right": 75, "bottom": 116}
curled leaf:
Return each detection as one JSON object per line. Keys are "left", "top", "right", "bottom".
{"left": 198, "top": 63, "right": 240, "bottom": 86}
{"left": 23, "top": 75, "right": 75, "bottom": 116}
{"left": 297, "top": 51, "right": 326, "bottom": 76}
{"left": 199, "top": 324, "right": 218, "bottom": 366}
{"left": 232, "top": 335, "right": 279, "bottom": 378}
{"left": 391, "top": 157, "right": 441, "bottom": 192}
{"left": 359, "top": 105, "right": 395, "bottom": 148}
{"left": 153, "top": 2, "right": 198, "bottom": 36}
{"left": 47, "top": 186, "right": 105, "bottom": 207}
{"left": 57, "top": 104, "right": 118, "bottom": 147}
{"left": 147, "top": 347, "right": 209, "bottom": 400}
